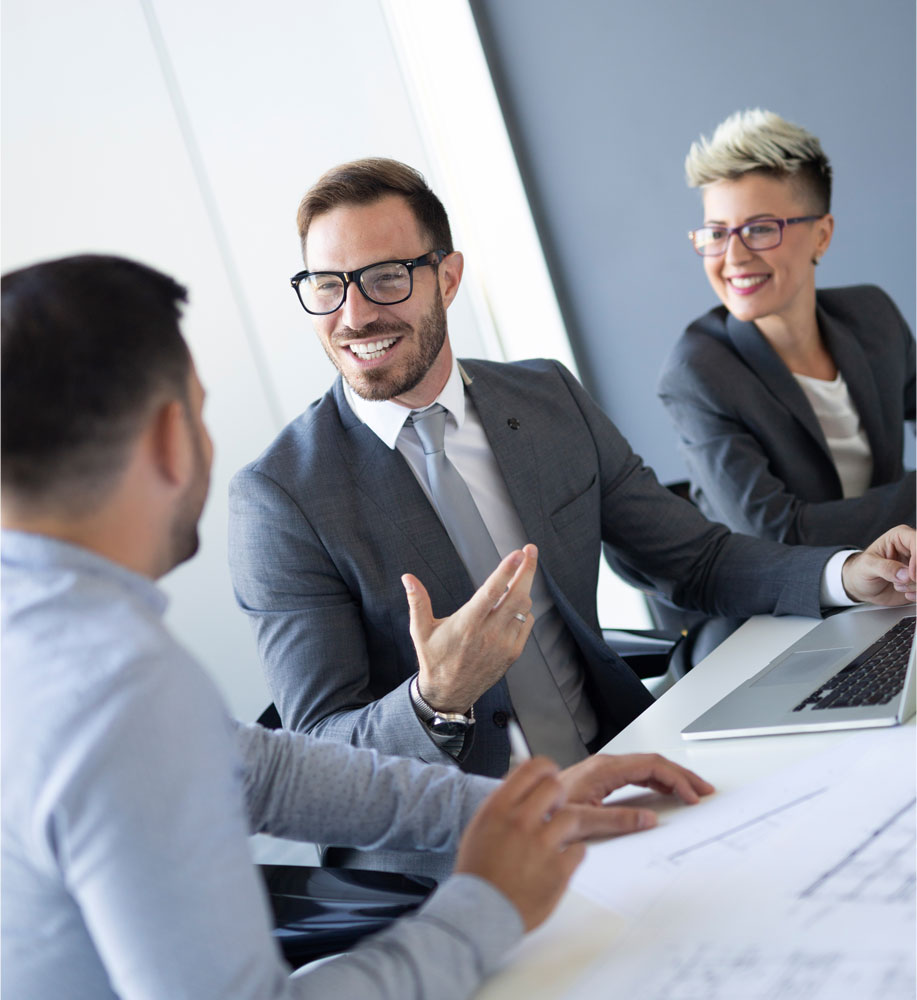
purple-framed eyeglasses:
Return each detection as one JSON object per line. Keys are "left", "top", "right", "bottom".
{"left": 688, "top": 215, "right": 823, "bottom": 256}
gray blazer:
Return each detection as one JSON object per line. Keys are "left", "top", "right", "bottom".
{"left": 658, "top": 285, "right": 915, "bottom": 548}
{"left": 230, "top": 360, "right": 833, "bottom": 773}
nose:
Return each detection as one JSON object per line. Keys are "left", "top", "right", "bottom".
{"left": 338, "top": 279, "right": 380, "bottom": 331}
{"left": 724, "top": 230, "right": 753, "bottom": 264}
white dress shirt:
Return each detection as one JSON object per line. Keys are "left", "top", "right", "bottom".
{"left": 345, "top": 361, "right": 600, "bottom": 745}
{"left": 344, "top": 358, "right": 857, "bottom": 741}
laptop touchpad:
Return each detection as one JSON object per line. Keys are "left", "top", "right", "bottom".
{"left": 751, "top": 648, "right": 853, "bottom": 687}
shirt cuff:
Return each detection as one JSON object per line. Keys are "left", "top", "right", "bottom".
{"left": 820, "top": 549, "right": 861, "bottom": 607}
{"left": 420, "top": 873, "right": 525, "bottom": 973}
{"left": 409, "top": 675, "right": 468, "bottom": 758}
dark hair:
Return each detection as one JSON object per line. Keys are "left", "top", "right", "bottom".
{"left": 1, "top": 254, "right": 191, "bottom": 509}
{"left": 296, "top": 158, "right": 454, "bottom": 262}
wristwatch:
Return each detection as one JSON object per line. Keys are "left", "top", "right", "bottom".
{"left": 410, "top": 676, "right": 475, "bottom": 739}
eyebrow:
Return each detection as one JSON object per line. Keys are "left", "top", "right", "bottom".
{"left": 703, "top": 213, "right": 778, "bottom": 225}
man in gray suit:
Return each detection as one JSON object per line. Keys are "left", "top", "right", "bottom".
{"left": 228, "top": 160, "right": 915, "bottom": 858}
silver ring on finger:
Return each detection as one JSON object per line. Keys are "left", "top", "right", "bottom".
{"left": 512, "top": 611, "right": 528, "bottom": 623}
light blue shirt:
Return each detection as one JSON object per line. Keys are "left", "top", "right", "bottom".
{"left": 1, "top": 530, "right": 521, "bottom": 999}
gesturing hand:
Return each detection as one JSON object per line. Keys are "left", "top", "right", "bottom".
{"left": 841, "top": 524, "right": 916, "bottom": 605}
{"left": 402, "top": 544, "right": 538, "bottom": 713}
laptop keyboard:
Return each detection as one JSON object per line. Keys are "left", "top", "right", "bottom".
{"left": 793, "top": 616, "right": 915, "bottom": 712}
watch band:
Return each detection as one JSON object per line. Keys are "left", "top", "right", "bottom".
{"left": 409, "top": 675, "right": 475, "bottom": 727}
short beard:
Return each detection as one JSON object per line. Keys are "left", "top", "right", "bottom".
{"left": 167, "top": 424, "right": 209, "bottom": 573}
{"left": 331, "top": 291, "right": 447, "bottom": 402}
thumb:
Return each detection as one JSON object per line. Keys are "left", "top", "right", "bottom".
{"left": 402, "top": 573, "right": 434, "bottom": 639}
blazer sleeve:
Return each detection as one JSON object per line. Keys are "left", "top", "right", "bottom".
{"left": 548, "top": 363, "right": 837, "bottom": 619}
{"left": 658, "top": 318, "right": 916, "bottom": 548}
{"left": 228, "top": 466, "right": 459, "bottom": 767}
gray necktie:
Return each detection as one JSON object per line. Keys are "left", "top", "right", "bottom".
{"left": 410, "top": 404, "right": 586, "bottom": 766}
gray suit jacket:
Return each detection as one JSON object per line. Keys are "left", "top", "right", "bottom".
{"left": 230, "top": 359, "right": 834, "bottom": 786}
{"left": 658, "top": 285, "right": 916, "bottom": 547}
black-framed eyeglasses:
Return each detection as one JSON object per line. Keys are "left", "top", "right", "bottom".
{"left": 688, "top": 216, "right": 823, "bottom": 257}
{"left": 290, "top": 250, "right": 447, "bottom": 315}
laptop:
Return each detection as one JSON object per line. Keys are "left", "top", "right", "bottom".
{"left": 681, "top": 605, "right": 916, "bottom": 740}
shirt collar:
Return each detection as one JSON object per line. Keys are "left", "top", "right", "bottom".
{"left": 0, "top": 529, "right": 169, "bottom": 617}
{"left": 343, "top": 357, "right": 468, "bottom": 449}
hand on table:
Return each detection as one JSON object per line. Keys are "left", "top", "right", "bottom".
{"left": 454, "top": 757, "right": 585, "bottom": 932}
{"left": 401, "top": 544, "right": 538, "bottom": 713}
{"left": 554, "top": 752, "right": 715, "bottom": 839}
{"left": 842, "top": 524, "right": 916, "bottom": 605}
{"left": 455, "top": 753, "right": 714, "bottom": 932}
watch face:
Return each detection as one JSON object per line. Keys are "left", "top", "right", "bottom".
{"left": 430, "top": 718, "right": 469, "bottom": 739}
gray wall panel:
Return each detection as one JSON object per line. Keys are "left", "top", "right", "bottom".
{"left": 471, "top": 0, "right": 915, "bottom": 480}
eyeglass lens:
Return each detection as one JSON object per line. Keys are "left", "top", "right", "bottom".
{"left": 299, "top": 261, "right": 412, "bottom": 314}
{"left": 693, "top": 220, "right": 783, "bottom": 256}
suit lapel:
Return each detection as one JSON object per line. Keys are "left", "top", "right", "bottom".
{"left": 330, "top": 378, "right": 474, "bottom": 604}
{"left": 462, "top": 363, "right": 548, "bottom": 544}
{"left": 725, "top": 311, "right": 833, "bottom": 464}
{"left": 819, "top": 306, "right": 889, "bottom": 484}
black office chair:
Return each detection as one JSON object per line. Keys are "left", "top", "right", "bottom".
{"left": 257, "top": 703, "right": 283, "bottom": 729}
{"left": 260, "top": 863, "right": 435, "bottom": 968}
{"left": 253, "top": 704, "right": 438, "bottom": 967}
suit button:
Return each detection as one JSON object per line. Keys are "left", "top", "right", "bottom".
{"left": 492, "top": 711, "right": 508, "bottom": 728}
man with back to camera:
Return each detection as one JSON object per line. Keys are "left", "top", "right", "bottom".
{"left": 228, "top": 158, "right": 916, "bottom": 877}
{"left": 0, "top": 254, "right": 718, "bottom": 1000}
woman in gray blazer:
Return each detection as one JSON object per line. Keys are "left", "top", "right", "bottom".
{"left": 659, "top": 109, "right": 915, "bottom": 549}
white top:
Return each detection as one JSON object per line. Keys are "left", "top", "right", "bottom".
{"left": 344, "top": 361, "right": 599, "bottom": 745}
{"left": 793, "top": 371, "right": 873, "bottom": 498}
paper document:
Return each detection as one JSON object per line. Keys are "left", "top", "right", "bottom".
{"left": 564, "top": 726, "right": 915, "bottom": 1000}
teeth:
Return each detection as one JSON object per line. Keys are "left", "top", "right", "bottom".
{"left": 349, "top": 338, "right": 396, "bottom": 359}
{"left": 730, "top": 276, "right": 768, "bottom": 289}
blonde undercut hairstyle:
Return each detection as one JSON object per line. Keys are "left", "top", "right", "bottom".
{"left": 685, "top": 109, "right": 832, "bottom": 214}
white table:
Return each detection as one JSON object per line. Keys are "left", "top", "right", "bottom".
{"left": 475, "top": 611, "right": 916, "bottom": 999}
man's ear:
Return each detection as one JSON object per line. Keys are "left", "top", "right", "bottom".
{"left": 438, "top": 251, "right": 464, "bottom": 309}
{"left": 149, "top": 399, "right": 191, "bottom": 488}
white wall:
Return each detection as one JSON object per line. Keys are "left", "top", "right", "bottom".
{"left": 1, "top": 0, "right": 493, "bottom": 720}
{"left": 3, "top": 0, "right": 651, "bottom": 721}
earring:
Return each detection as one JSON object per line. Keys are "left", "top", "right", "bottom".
{"left": 812, "top": 256, "right": 820, "bottom": 266}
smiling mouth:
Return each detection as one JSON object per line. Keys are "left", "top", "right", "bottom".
{"left": 728, "top": 275, "right": 769, "bottom": 290}
{"left": 346, "top": 337, "right": 399, "bottom": 361}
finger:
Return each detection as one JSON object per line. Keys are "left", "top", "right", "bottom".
{"left": 401, "top": 573, "right": 434, "bottom": 642}
{"left": 635, "top": 762, "right": 715, "bottom": 804}
{"left": 573, "top": 754, "right": 714, "bottom": 804}
{"left": 514, "top": 771, "right": 570, "bottom": 828}
{"left": 843, "top": 554, "right": 904, "bottom": 602}
{"left": 564, "top": 803, "right": 658, "bottom": 842}
{"left": 871, "top": 556, "right": 908, "bottom": 584}
{"left": 489, "top": 545, "right": 538, "bottom": 613}
{"left": 488, "top": 756, "right": 561, "bottom": 811}
{"left": 505, "top": 543, "right": 539, "bottom": 606}
{"left": 466, "top": 549, "right": 528, "bottom": 620}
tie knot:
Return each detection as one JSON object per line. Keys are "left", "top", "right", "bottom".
{"left": 410, "top": 403, "right": 447, "bottom": 455}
